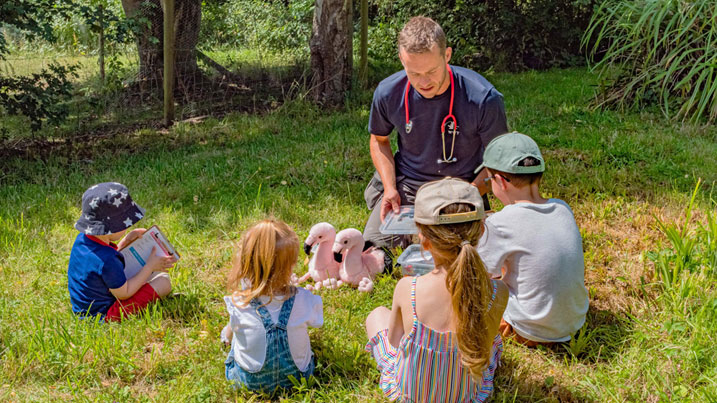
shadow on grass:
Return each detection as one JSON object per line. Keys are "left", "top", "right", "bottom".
{"left": 160, "top": 292, "right": 206, "bottom": 322}
{"left": 516, "top": 305, "right": 633, "bottom": 363}
{"left": 0, "top": 61, "right": 309, "bottom": 162}
{"left": 495, "top": 353, "right": 596, "bottom": 403}
{"left": 494, "top": 306, "right": 633, "bottom": 402}
{"left": 311, "top": 331, "right": 377, "bottom": 380}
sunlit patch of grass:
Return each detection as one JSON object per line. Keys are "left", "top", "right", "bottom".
{"left": 0, "top": 66, "right": 715, "bottom": 401}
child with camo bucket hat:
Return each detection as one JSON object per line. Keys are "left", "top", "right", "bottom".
{"left": 67, "top": 182, "right": 176, "bottom": 322}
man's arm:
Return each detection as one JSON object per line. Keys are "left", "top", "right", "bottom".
{"left": 369, "top": 134, "right": 400, "bottom": 220}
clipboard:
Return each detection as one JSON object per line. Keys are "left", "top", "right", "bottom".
{"left": 120, "top": 225, "right": 180, "bottom": 279}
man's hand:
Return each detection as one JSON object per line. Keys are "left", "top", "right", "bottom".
{"left": 117, "top": 228, "right": 147, "bottom": 250}
{"left": 380, "top": 187, "right": 401, "bottom": 221}
{"left": 145, "top": 246, "right": 178, "bottom": 272}
{"left": 370, "top": 134, "right": 399, "bottom": 222}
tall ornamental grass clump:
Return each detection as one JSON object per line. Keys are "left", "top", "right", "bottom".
{"left": 643, "top": 181, "right": 716, "bottom": 400}
{"left": 583, "top": 0, "right": 717, "bottom": 123}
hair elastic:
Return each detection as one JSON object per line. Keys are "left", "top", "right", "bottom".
{"left": 461, "top": 240, "right": 471, "bottom": 246}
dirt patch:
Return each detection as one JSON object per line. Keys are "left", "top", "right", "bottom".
{"left": 576, "top": 197, "right": 699, "bottom": 313}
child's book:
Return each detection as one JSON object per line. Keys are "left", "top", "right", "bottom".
{"left": 120, "top": 225, "right": 179, "bottom": 279}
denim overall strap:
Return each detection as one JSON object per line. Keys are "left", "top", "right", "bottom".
{"left": 276, "top": 293, "right": 295, "bottom": 330}
{"left": 225, "top": 293, "right": 315, "bottom": 392}
{"left": 249, "top": 298, "right": 275, "bottom": 330}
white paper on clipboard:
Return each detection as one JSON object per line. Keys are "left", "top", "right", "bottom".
{"left": 120, "top": 225, "right": 179, "bottom": 279}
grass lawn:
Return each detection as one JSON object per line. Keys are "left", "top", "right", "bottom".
{"left": 0, "top": 67, "right": 715, "bottom": 402}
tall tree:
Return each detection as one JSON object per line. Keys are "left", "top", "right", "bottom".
{"left": 120, "top": 0, "right": 202, "bottom": 90}
{"left": 309, "top": 0, "right": 353, "bottom": 105}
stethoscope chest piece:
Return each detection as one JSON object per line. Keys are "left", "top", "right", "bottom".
{"left": 405, "top": 120, "right": 413, "bottom": 134}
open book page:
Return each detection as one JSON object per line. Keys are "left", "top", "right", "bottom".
{"left": 120, "top": 225, "right": 179, "bottom": 279}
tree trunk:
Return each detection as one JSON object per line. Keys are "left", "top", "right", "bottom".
{"left": 359, "top": 0, "right": 367, "bottom": 87}
{"left": 309, "top": 0, "right": 353, "bottom": 105}
{"left": 120, "top": 0, "right": 201, "bottom": 93}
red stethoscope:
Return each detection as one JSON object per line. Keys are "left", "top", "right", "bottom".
{"left": 404, "top": 64, "right": 458, "bottom": 164}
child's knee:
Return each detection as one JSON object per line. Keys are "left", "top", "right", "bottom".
{"left": 149, "top": 273, "right": 172, "bottom": 297}
{"left": 365, "top": 306, "right": 390, "bottom": 334}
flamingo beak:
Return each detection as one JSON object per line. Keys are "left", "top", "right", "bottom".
{"left": 303, "top": 243, "right": 312, "bottom": 256}
{"left": 333, "top": 251, "right": 343, "bottom": 263}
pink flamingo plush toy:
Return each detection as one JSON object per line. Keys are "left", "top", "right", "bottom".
{"left": 297, "top": 222, "right": 341, "bottom": 291}
{"left": 332, "top": 228, "right": 385, "bottom": 292}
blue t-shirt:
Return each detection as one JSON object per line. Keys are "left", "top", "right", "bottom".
{"left": 67, "top": 233, "right": 127, "bottom": 316}
{"left": 368, "top": 65, "right": 508, "bottom": 182}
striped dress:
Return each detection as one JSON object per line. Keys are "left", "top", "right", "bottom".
{"left": 366, "top": 277, "right": 503, "bottom": 402}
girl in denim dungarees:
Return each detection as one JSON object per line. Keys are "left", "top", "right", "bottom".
{"left": 222, "top": 219, "right": 323, "bottom": 392}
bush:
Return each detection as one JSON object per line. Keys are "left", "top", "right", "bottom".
{"left": 368, "top": 0, "right": 597, "bottom": 72}
{"left": 583, "top": 0, "right": 717, "bottom": 123}
{"left": 0, "top": 63, "right": 79, "bottom": 132}
{"left": 200, "top": 0, "right": 314, "bottom": 55}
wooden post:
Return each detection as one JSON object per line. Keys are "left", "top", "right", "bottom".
{"left": 162, "top": 0, "right": 175, "bottom": 126}
{"left": 359, "top": 0, "right": 368, "bottom": 87}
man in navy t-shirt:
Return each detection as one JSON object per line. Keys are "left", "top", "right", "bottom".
{"left": 364, "top": 16, "right": 509, "bottom": 249}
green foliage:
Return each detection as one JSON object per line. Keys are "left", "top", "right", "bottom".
{"left": 200, "top": 0, "right": 314, "bottom": 55}
{"left": 0, "top": 0, "right": 133, "bottom": 133}
{"left": 57, "top": 0, "right": 136, "bottom": 52}
{"left": 369, "top": 0, "right": 597, "bottom": 72}
{"left": 583, "top": 0, "right": 717, "bottom": 123}
{"left": 631, "top": 180, "right": 717, "bottom": 402}
{"left": 647, "top": 180, "right": 716, "bottom": 303}
{"left": 0, "top": 0, "right": 71, "bottom": 57}
{"left": 0, "top": 63, "right": 79, "bottom": 131}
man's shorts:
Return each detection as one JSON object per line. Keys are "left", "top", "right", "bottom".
{"left": 105, "top": 283, "right": 160, "bottom": 322}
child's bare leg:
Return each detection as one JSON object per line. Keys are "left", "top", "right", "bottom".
{"left": 365, "top": 306, "right": 391, "bottom": 339}
{"left": 148, "top": 272, "right": 172, "bottom": 297}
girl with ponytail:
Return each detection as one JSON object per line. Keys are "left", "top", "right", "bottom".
{"left": 365, "top": 178, "right": 508, "bottom": 402}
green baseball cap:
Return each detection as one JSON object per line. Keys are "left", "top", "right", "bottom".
{"left": 415, "top": 178, "right": 485, "bottom": 225}
{"left": 474, "top": 131, "right": 545, "bottom": 174}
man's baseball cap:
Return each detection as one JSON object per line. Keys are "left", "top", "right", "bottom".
{"left": 474, "top": 131, "right": 545, "bottom": 174}
{"left": 414, "top": 178, "right": 485, "bottom": 225}
{"left": 75, "top": 182, "right": 145, "bottom": 235}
